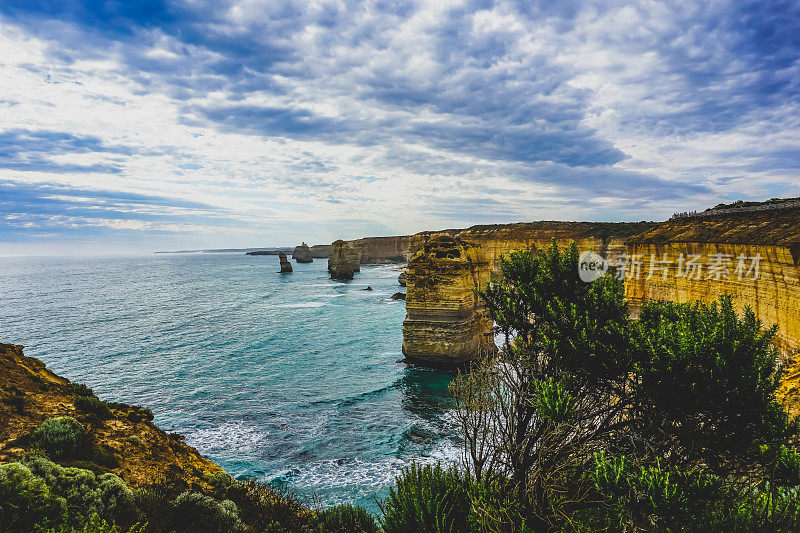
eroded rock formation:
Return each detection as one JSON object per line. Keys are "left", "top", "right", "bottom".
{"left": 402, "top": 222, "right": 655, "bottom": 367}
{"left": 278, "top": 252, "right": 293, "bottom": 273}
{"left": 292, "top": 242, "right": 313, "bottom": 263}
{"left": 398, "top": 271, "right": 407, "bottom": 286}
{"left": 402, "top": 236, "right": 497, "bottom": 366}
{"left": 328, "top": 240, "right": 359, "bottom": 280}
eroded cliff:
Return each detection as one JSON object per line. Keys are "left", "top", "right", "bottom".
{"left": 402, "top": 236, "right": 496, "bottom": 366}
{"left": 402, "top": 222, "right": 655, "bottom": 367}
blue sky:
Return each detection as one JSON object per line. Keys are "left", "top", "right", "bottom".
{"left": 0, "top": 0, "right": 798, "bottom": 254}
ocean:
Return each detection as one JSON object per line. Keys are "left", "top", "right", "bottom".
{"left": 0, "top": 253, "right": 461, "bottom": 511}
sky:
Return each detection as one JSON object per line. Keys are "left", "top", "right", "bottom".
{"left": 0, "top": 0, "right": 798, "bottom": 254}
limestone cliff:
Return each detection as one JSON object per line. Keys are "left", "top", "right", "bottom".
{"left": 328, "top": 240, "right": 360, "bottom": 280}
{"left": 402, "top": 236, "right": 497, "bottom": 366}
{"left": 623, "top": 210, "right": 800, "bottom": 413}
{"left": 309, "top": 244, "right": 331, "bottom": 258}
{"left": 0, "top": 343, "right": 224, "bottom": 493}
{"left": 292, "top": 242, "right": 313, "bottom": 263}
{"left": 349, "top": 235, "right": 412, "bottom": 264}
{"left": 402, "top": 222, "right": 655, "bottom": 367}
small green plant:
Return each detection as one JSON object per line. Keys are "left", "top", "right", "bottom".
{"left": 171, "top": 491, "right": 243, "bottom": 532}
{"left": 126, "top": 435, "right": 142, "bottom": 447}
{"left": 317, "top": 503, "right": 378, "bottom": 533}
{"left": 382, "top": 463, "right": 473, "bottom": 533}
{"left": 75, "top": 396, "right": 112, "bottom": 420}
{"left": 66, "top": 383, "right": 96, "bottom": 398}
{"left": 126, "top": 407, "right": 154, "bottom": 423}
{"left": 31, "top": 417, "right": 87, "bottom": 460}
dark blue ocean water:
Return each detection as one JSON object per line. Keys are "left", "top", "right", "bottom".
{"left": 0, "top": 254, "right": 460, "bottom": 510}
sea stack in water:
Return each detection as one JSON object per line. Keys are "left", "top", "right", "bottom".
{"left": 398, "top": 271, "right": 407, "bottom": 286}
{"left": 402, "top": 236, "right": 496, "bottom": 367}
{"left": 328, "top": 240, "right": 361, "bottom": 280}
{"left": 278, "top": 252, "right": 293, "bottom": 273}
{"left": 292, "top": 242, "right": 313, "bottom": 263}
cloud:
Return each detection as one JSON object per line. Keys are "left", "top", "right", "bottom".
{"left": 0, "top": 129, "right": 133, "bottom": 173}
{"left": 0, "top": 0, "right": 798, "bottom": 252}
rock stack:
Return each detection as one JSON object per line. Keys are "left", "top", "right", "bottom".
{"left": 278, "top": 252, "right": 293, "bottom": 273}
{"left": 292, "top": 242, "right": 313, "bottom": 263}
{"left": 328, "top": 240, "right": 361, "bottom": 280}
{"left": 398, "top": 271, "right": 407, "bottom": 286}
{"left": 402, "top": 236, "right": 496, "bottom": 367}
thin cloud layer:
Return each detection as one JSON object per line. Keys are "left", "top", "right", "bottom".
{"left": 0, "top": 0, "right": 798, "bottom": 252}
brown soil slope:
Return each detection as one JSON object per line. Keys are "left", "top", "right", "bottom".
{"left": 0, "top": 343, "right": 224, "bottom": 492}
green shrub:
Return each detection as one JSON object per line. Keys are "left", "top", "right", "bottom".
{"left": 317, "top": 503, "right": 378, "bottom": 533}
{"left": 224, "top": 478, "right": 315, "bottom": 532}
{"left": 171, "top": 491, "right": 244, "bottom": 533}
{"left": 382, "top": 463, "right": 473, "bottom": 533}
{"left": 126, "top": 435, "right": 142, "bottom": 447}
{"left": 126, "top": 407, "right": 154, "bottom": 423}
{"left": 25, "top": 456, "right": 140, "bottom": 528}
{"left": 31, "top": 416, "right": 87, "bottom": 459}
{"left": 66, "top": 383, "right": 96, "bottom": 398}
{"left": 0, "top": 462, "right": 67, "bottom": 532}
{"left": 76, "top": 396, "right": 112, "bottom": 420}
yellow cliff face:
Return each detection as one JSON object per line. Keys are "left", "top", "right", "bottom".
{"left": 402, "top": 222, "right": 655, "bottom": 366}
{"left": 402, "top": 236, "right": 496, "bottom": 366}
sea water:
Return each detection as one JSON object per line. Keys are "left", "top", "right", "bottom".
{"left": 0, "top": 254, "right": 460, "bottom": 511}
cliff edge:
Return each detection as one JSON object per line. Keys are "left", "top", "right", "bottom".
{"left": 0, "top": 343, "right": 224, "bottom": 493}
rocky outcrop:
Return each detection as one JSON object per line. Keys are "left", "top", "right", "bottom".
{"left": 328, "top": 240, "right": 360, "bottom": 279}
{"left": 398, "top": 271, "right": 407, "bottom": 286}
{"left": 402, "top": 236, "right": 497, "bottom": 367}
{"left": 0, "top": 343, "right": 224, "bottom": 492}
{"left": 391, "top": 292, "right": 406, "bottom": 300}
{"left": 278, "top": 252, "right": 292, "bottom": 273}
{"left": 292, "top": 242, "right": 313, "bottom": 263}
{"left": 402, "top": 222, "right": 656, "bottom": 367}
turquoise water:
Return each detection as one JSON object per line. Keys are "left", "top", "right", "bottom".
{"left": 0, "top": 254, "right": 460, "bottom": 510}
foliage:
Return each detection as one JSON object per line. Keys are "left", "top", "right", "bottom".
{"left": 316, "top": 503, "right": 378, "bottom": 533}
{"left": 31, "top": 417, "right": 87, "bottom": 460}
{"left": 170, "top": 491, "right": 243, "bottom": 533}
{"left": 221, "top": 477, "right": 316, "bottom": 532}
{"left": 446, "top": 241, "right": 800, "bottom": 531}
{"left": 0, "top": 461, "right": 67, "bottom": 532}
{"left": 76, "top": 396, "right": 113, "bottom": 421}
{"left": 66, "top": 382, "right": 96, "bottom": 398}
{"left": 382, "top": 463, "right": 473, "bottom": 533}
{"left": 24, "top": 456, "right": 140, "bottom": 528}
{"left": 635, "top": 296, "right": 799, "bottom": 474}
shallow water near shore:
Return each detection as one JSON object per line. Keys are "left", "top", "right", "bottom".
{"left": 0, "top": 254, "right": 460, "bottom": 511}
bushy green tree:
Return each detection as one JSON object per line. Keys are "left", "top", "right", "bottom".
{"left": 31, "top": 417, "right": 87, "bottom": 460}
{"left": 449, "top": 241, "right": 800, "bottom": 531}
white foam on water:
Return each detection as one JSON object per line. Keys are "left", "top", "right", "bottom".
{"left": 273, "top": 302, "right": 327, "bottom": 308}
{"left": 188, "top": 421, "right": 269, "bottom": 454}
